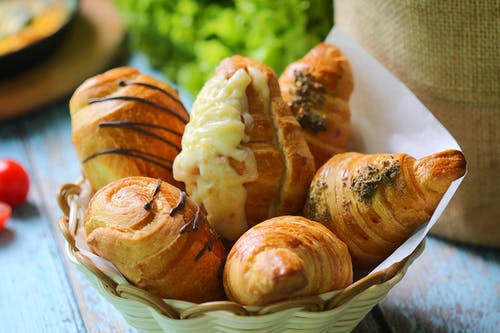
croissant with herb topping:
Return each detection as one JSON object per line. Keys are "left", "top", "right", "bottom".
{"left": 84, "top": 176, "right": 226, "bottom": 303}
{"left": 304, "top": 149, "right": 466, "bottom": 268}
{"left": 279, "top": 43, "right": 353, "bottom": 168}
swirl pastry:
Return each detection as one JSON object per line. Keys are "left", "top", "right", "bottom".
{"left": 70, "top": 66, "right": 189, "bottom": 191}
{"left": 173, "top": 55, "right": 315, "bottom": 241}
{"left": 223, "top": 215, "right": 353, "bottom": 306}
{"left": 304, "top": 149, "right": 467, "bottom": 268}
{"left": 84, "top": 176, "right": 226, "bottom": 303}
{"left": 279, "top": 43, "right": 353, "bottom": 167}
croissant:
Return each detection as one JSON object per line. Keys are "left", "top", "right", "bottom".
{"left": 173, "top": 55, "right": 315, "bottom": 241}
{"left": 279, "top": 43, "right": 353, "bottom": 167}
{"left": 223, "top": 215, "right": 353, "bottom": 306}
{"left": 84, "top": 176, "right": 226, "bottom": 303}
{"left": 304, "top": 149, "right": 467, "bottom": 268}
{"left": 70, "top": 67, "right": 189, "bottom": 191}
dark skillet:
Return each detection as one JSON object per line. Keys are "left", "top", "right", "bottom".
{"left": 0, "top": 0, "right": 79, "bottom": 79}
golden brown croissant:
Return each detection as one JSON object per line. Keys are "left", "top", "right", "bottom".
{"left": 84, "top": 176, "right": 226, "bottom": 303}
{"left": 223, "top": 215, "right": 353, "bottom": 306}
{"left": 304, "top": 149, "right": 467, "bottom": 268}
{"left": 70, "top": 67, "right": 189, "bottom": 191}
{"left": 279, "top": 43, "right": 353, "bottom": 168}
{"left": 173, "top": 55, "right": 315, "bottom": 241}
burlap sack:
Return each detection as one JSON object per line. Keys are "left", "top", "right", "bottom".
{"left": 335, "top": 0, "right": 500, "bottom": 248}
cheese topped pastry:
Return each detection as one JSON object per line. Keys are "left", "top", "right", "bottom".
{"left": 174, "top": 55, "right": 315, "bottom": 241}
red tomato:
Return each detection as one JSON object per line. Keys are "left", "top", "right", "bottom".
{"left": 0, "top": 202, "right": 11, "bottom": 231}
{"left": 0, "top": 159, "right": 30, "bottom": 207}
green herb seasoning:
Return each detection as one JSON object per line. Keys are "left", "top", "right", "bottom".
{"left": 289, "top": 70, "right": 328, "bottom": 132}
{"left": 305, "top": 179, "right": 331, "bottom": 222}
{"left": 350, "top": 157, "right": 400, "bottom": 202}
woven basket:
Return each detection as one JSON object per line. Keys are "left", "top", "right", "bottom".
{"left": 57, "top": 180, "right": 425, "bottom": 333}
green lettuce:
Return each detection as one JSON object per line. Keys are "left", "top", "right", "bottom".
{"left": 113, "top": 0, "right": 334, "bottom": 94}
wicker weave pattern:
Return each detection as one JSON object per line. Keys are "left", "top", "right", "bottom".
{"left": 57, "top": 182, "right": 424, "bottom": 333}
{"left": 72, "top": 257, "right": 408, "bottom": 333}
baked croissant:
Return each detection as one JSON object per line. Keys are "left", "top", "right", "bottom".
{"left": 84, "top": 176, "right": 226, "bottom": 303}
{"left": 70, "top": 67, "right": 189, "bottom": 191}
{"left": 173, "top": 55, "right": 315, "bottom": 241}
{"left": 279, "top": 43, "right": 353, "bottom": 167}
{"left": 223, "top": 215, "right": 353, "bottom": 306}
{"left": 304, "top": 149, "right": 467, "bottom": 268}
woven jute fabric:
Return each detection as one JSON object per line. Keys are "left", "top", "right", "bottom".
{"left": 335, "top": 0, "right": 500, "bottom": 248}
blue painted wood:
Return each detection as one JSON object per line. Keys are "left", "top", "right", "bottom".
{"left": 17, "top": 103, "right": 135, "bottom": 333}
{"left": 1, "top": 103, "right": 135, "bottom": 333}
{"left": 0, "top": 116, "right": 84, "bottom": 333}
{"left": 380, "top": 236, "right": 500, "bottom": 332}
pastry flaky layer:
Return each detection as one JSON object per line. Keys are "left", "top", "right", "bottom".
{"left": 279, "top": 43, "right": 353, "bottom": 168}
{"left": 304, "top": 149, "right": 467, "bottom": 268}
{"left": 84, "top": 176, "right": 226, "bottom": 303}
{"left": 70, "top": 67, "right": 189, "bottom": 191}
{"left": 173, "top": 55, "right": 315, "bottom": 241}
{"left": 223, "top": 215, "right": 353, "bottom": 306}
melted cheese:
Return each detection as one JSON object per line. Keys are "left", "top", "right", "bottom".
{"left": 173, "top": 68, "right": 259, "bottom": 240}
{"left": 248, "top": 66, "right": 270, "bottom": 114}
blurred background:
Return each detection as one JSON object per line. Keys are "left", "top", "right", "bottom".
{"left": 113, "top": 0, "right": 334, "bottom": 95}
{"left": 0, "top": 0, "right": 334, "bottom": 118}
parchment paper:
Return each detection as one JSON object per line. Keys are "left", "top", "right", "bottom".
{"left": 325, "top": 27, "right": 465, "bottom": 272}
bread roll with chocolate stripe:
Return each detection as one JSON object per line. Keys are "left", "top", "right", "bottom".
{"left": 70, "top": 67, "right": 189, "bottom": 191}
{"left": 84, "top": 176, "right": 226, "bottom": 302}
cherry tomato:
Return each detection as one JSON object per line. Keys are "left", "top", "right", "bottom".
{"left": 0, "top": 202, "right": 11, "bottom": 231}
{"left": 0, "top": 159, "right": 30, "bottom": 207}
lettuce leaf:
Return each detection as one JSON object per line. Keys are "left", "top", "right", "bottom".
{"left": 113, "top": 0, "right": 333, "bottom": 94}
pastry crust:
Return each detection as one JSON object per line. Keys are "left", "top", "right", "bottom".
{"left": 280, "top": 43, "right": 353, "bottom": 168}
{"left": 84, "top": 176, "right": 226, "bottom": 303}
{"left": 223, "top": 215, "right": 353, "bottom": 306}
{"left": 174, "top": 56, "right": 315, "bottom": 240}
{"left": 70, "top": 67, "right": 189, "bottom": 191}
{"left": 304, "top": 149, "right": 467, "bottom": 268}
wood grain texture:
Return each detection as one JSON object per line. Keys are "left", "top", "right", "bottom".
{"left": 1, "top": 104, "right": 134, "bottom": 332}
{"left": 0, "top": 117, "right": 83, "bottom": 333}
{"left": 379, "top": 236, "right": 500, "bottom": 332}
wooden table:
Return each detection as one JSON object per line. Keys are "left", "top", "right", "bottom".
{"left": 0, "top": 55, "right": 498, "bottom": 333}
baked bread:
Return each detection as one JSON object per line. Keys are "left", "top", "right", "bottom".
{"left": 173, "top": 55, "right": 315, "bottom": 241}
{"left": 223, "top": 215, "right": 353, "bottom": 306}
{"left": 279, "top": 43, "right": 353, "bottom": 167}
{"left": 70, "top": 66, "right": 189, "bottom": 191}
{"left": 84, "top": 176, "right": 226, "bottom": 303}
{"left": 304, "top": 149, "right": 467, "bottom": 268}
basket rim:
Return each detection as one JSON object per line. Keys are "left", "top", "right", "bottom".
{"left": 56, "top": 180, "right": 425, "bottom": 320}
